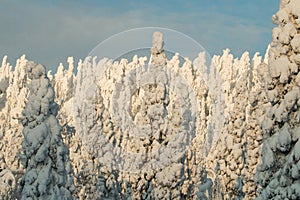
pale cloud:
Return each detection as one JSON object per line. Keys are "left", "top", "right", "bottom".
{"left": 0, "top": 0, "right": 276, "bottom": 71}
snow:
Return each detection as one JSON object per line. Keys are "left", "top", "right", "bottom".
{"left": 291, "top": 34, "right": 300, "bottom": 53}
{"left": 269, "top": 56, "right": 290, "bottom": 83}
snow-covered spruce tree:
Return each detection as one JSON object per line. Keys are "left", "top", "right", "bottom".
{"left": 255, "top": 0, "right": 300, "bottom": 199}
{"left": 195, "top": 47, "right": 273, "bottom": 200}
{"left": 203, "top": 50, "right": 253, "bottom": 199}
{"left": 19, "top": 61, "right": 74, "bottom": 199}
{"left": 0, "top": 55, "right": 29, "bottom": 199}
{"left": 51, "top": 57, "right": 76, "bottom": 150}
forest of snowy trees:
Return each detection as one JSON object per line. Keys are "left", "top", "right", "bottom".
{"left": 1, "top": 0, "right": 300, "bottom": 199}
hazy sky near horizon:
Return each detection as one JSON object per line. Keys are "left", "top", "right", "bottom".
{"left": 0, "top": 0, "right": 278, "bottom": 71}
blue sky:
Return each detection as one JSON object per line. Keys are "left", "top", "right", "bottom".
{"left": 0, "top": 0, "right": 279, "bottom": 71}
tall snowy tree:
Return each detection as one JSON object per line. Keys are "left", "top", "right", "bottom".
{"left": 19, "top": 61, "right": 74, "bottom": 200}
{"left": 255, "top": 0, "right": 300, "bottom": 199}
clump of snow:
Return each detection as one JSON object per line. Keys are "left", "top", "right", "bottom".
{"left": 291, "top": 34, "right": 300, "bottom": 53}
